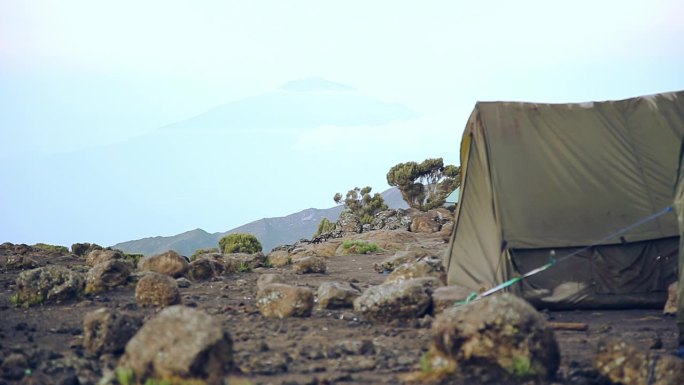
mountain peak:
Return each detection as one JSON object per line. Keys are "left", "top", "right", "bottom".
{"left": 278, "top": 77, "right": 356, "bottom": 92}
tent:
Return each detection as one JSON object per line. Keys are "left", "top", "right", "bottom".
{"left": 445, "top": 91, "right": 684, "bottom": 308}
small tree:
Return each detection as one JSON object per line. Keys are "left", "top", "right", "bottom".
{"left": 333, "top": 186, "right": 388, "bottom": 224}
{"left": 387, "top": 158, "right": 461, "bottom": 211}
{"left": 313, "top": 217, "right": 336, "bottom": 238}
{"left": 219, "top": 233, "right": 262, "bottom": 254}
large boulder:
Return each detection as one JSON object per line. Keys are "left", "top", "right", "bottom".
{"left": 266, "top": 250, "right": 291, "bottom": 267}
{"left": 138, "top": 250, "right": 189, "bottom": 278}
{"left": 83, "top": 308, "right": 143, "bottom": 356}
{"left": 293, "top": 256, "right": 327, "bottom": 274}
{"left": 257, "top": 284, "right": 314, "bottom": 318}
{"left": 336, "top": 211, "right": 362, "bottom": 234}
{"left": 86, "top": 249, "right": 124, "bottom": 267}
{"left": 135, "top": 272, "right": 181, "bottom": 307}
{"left": 85, "top": 259, "right": 131, "bottom": 294}
{"left": 15, "top": 266, "right": 85, "bottom": 306}
{"left": 0, "top": 255, "right": 38, "bottom": 270}
{"left": 431, "top": 293, "right": 559, "bottom": 381}
{"left": 664, "top": 281, "right": 677, "bottom": 315}
{"left": 317, "top": 281, "right": 362, "bottom": 309}
{"left": 256, "top": 274, "right": 288, "bottom": 294}
{"left": 595, "top": 339, "right": 684, "bottom": 385}
{"left": 353, "top": 280, "right": 432, "bottom": 322}
{"left": 384, "top": 258, "right": 446, "bottom": 285}
{"left": 224, "top": 252, "right": 266, "bottom": 273}
{"left": 118, "top": 306, "right": 233, "bottom": 384}
{"left": 188, "top": 256, "right": 224, "bottom": 281}
{"left": 410, "top": 216, "right": 441, "bottom": 233}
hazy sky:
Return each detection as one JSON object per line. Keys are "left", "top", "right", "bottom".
{"left": 1, "top": 1, "right": 683, "bottom": 247}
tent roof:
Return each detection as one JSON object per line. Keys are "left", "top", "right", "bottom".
{"left": 464, "top": 91, "right": 684, "bottom": 249}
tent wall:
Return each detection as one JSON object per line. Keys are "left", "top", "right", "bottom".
{"left": 446, "top": 91, "right": 684, "bottom": 307}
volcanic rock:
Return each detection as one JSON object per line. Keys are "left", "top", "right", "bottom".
{"left": 83, "top": 308, "right": 142, "bottom": 356}
{"left": 257, "top": 284, "right": 314, "bottom": 318}
{"left": 135, "top": 272, "right": 180, "bottom": 307}
{"left": 15, "top": 266, "right": 85, "bottom": 306}
{"left": 138, "top": 250, "right": 189, "bottom": 278}
{"left": 118, "top": 306, "right": 233, "bottom": 384}
{"left": 317, "top": 281, "right": 361, "bottom": 309}
{"left": 353, "top": 280, "right": 432, "bottom": 322}
{"left": 431, "top": 293, "right": 560, "bottom": 380}
{"left": 85, "top": 259, "right": 131, "bottom": 294}
{"left": 293, "top": 256, "right": 327, "bottom": 274}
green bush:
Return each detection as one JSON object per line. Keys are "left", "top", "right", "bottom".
{"left": 333, "top": 186, "right": 388, "bottom": 224}
{"left": 219, "top": 233, "right": 262, "bottom": 254}
{"left": 33, "top": 243, "right": 70, "bottom": 254}
{"left": 342, "top": 240, "right": 380, "bottom": 254}
{"left": 190, "top": 248, "right": 220, "bottom": 261}
{"left": 313, "top": 218, "right": 336, "bottom": 238}
{"left": 122, "top": 253, "right": 144, "bottom": 266}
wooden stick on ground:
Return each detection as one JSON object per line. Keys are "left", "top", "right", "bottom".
{"left": 548, "top": 321, "right": 589, "bottom": 331}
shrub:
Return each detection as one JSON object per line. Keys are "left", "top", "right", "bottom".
{"left": 71, "top": 242, "right": 104, "bottom": 256}
{"left": 342, "top": 240, "right": 380, "bottom": 254}
{"left": 190, "top": 248, "right": 220, "bottom": 261}
{"left": 122, "top": 253, "right": 144, "bottom": 266}
{"left": 219, "top": 233, "right": 262, "bottom": 254}
{"left": 33, "top": 243, "right": 70, "bottom": 254}
{"left": 313, "top": 218, "right": 336, "bottom": 238}
{"left": 333, "top": 186, "right": 388, "bottom": 224}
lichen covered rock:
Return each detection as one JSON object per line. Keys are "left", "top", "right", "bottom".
{"left": 85, "top": 259, "right": 131, "bottom": 294}
{"left": 431, "top": 293, "right": 559, "bottom": 380}
{"left": 595, "top": 339, "right": 684, "bottom": 385}
{"left": 353, "top": 280, "right": 432, "bottom": 322}
{"left": 138, "top": 250, "right": 189, "bottom": 278}
{"left": 15, "top": 266, "right": 85, "bottom": 306}
{"left": 317, "top": 281, "right": 361, "bottom": 309}
{"left": 257, "top": 284, "right": 314, "bottom": 318}
{"left": 293, "top": 256, "right": 327, "bottom": 274}
{"left": 118, "top": 306, "right": 233, "bottom": 384}
{"left": 135, "top": 272, "right": 181, "bottom": 307}
{"left": 83, "top": 308, "right": 142, "bottom": 356}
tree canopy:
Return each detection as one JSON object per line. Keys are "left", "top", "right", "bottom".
{"left": 333, "top": 186, "right": 388, "bottom": 224}
{"left": 386, "top": 158, "right": 460, "bottom": 211}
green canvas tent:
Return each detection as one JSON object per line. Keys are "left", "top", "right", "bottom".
{"left": 446, "top": 91, "right": 684, "bottom": 308}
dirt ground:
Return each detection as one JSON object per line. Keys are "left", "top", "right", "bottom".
{"left": 0, "top": 245, "right": 679, "bottom": 385}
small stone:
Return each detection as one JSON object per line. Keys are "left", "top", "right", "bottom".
{"left": 293, "top": 256, "right": 327, "bottom": 275}
{"left": 317, "top": 281, "right": 361, "bottom": 309}
{"left": 176, "top": 277, "right": 192, "bottom": 288}
{"left": 138, "top": 250, "right": 189, "bottom": 278}
{"left": 135, "top": 272, "right": 181, "bottom": 307}
{"left": 257, "top": 284, "right": 314, "bottom": 318}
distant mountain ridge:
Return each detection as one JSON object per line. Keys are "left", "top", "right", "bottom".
{"left": 112, "top": 187, "right": 408, "bottom": 257}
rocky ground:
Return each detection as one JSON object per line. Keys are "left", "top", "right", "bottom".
{"left": 1, "top": 225, "right": 683, "bottom": 385}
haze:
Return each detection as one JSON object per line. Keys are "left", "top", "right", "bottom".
{"left": 1, "top": 1, "right": 683, "bottom": 247}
